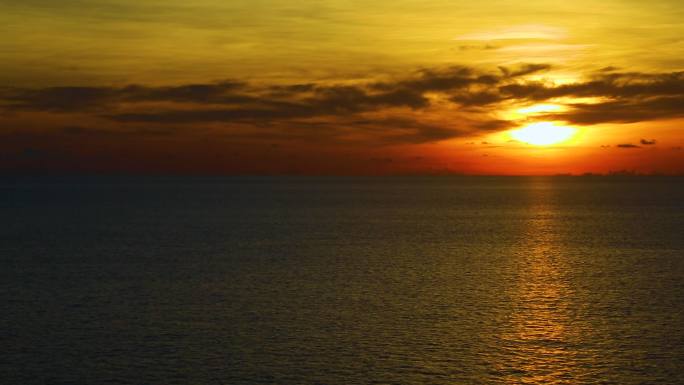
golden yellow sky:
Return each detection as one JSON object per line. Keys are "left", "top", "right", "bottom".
{"left": 1, "top": 0, "right": 683, "bottom": 174}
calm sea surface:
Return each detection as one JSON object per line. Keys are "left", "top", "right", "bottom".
{"left": 2, "top": 176, "right": 683, "bottom": 384}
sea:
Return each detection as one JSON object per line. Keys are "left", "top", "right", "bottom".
{"left": 2, "top": 176, "right": 683, "bottom": 385}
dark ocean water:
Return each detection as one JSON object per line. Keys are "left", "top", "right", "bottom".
{"left": 2, "top": 176, "right": 684, "bottom": 385}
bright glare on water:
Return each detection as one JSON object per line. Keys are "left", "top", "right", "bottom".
{"left": 2, "top": 176, "right": 683, "bottom": 384}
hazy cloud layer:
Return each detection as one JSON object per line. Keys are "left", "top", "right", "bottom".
{"left": 1, "top": 64, "right": 683, "bottom": 145}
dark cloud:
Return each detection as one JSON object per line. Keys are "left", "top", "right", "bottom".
{"left": 370, "top": 66, "right": 499, "bottom": 94}
{"left": 617, "top": 143, "right": 640, "bottom": 148}
{"left": 332, "top": 117, "right": 473, "bottom": 144}
{"left": 472, "top": 119, "right": 516, "bottom": 131}
{"left": 499, "top": 63, "right": 552, "bottom": 78}
{"left": 309, "top": 84, "right": 428, "bottom": 112}
{"left": 108, "top": 107, "right": 308, "bottom": 123}
{"left": 267, "top": 83, "right": 316, "bottom": 97}
{"left": 121, "top": 81, "right": 248, "bottom": 104}
{"left": 640, "top": 138, "right": 657, "bottom": 145}
{"left": 446, "top": 70, "right": 684, "bottom": 124}
{"left": 1, "top": 64, "right": 683, "bottom": 145}
{"left": 59, "top": 125, "right": 175, "bottom": 136}
{"left": 541, "top": 96, "right": 684, "bottom": 125}
{"left": 1, "top": 81, "right": 251, "bottom": 112}
{"left": 96, "top": 64, "right": 549, "bottom": 126}
{"left": 449, "top": 71, "right": 684, "bottom": 118}
{"left": 385, "top": 125, "right": 458, "bottom": 144}
{"left": 107, "top": 85, "right": 429, "bottom": 124}
{"left": 450, "top": 91, "right": 502, "bottom": 107}
{"left": 2, "top": 86, "right": 118, "bottom": 111}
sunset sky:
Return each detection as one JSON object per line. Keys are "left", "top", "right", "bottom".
{"left": 1, "top": 0, "right": 683, "bottom": 175}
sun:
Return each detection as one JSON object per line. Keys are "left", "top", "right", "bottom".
{"left": 510, "top": 122, "right": 576, "bottom": 146}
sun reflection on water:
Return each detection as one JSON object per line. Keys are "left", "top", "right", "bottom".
{"left": 494, "top": 178, "right": 584, "bottom": 384}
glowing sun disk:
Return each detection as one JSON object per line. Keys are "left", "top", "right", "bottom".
{"left": 510, "top": 122, "right": 576, "bottom": 145}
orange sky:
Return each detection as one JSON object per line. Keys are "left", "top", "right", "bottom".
{"left": 1, "top": 1, "right": 683, "bottom": 175}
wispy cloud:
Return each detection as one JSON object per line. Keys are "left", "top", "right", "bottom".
{"left": 455, "top": 25, "right": 566, "bottom": 41}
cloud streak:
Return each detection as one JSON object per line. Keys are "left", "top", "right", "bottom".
{"left": 1, "top": 64, "right": 683, "bottom": 145}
